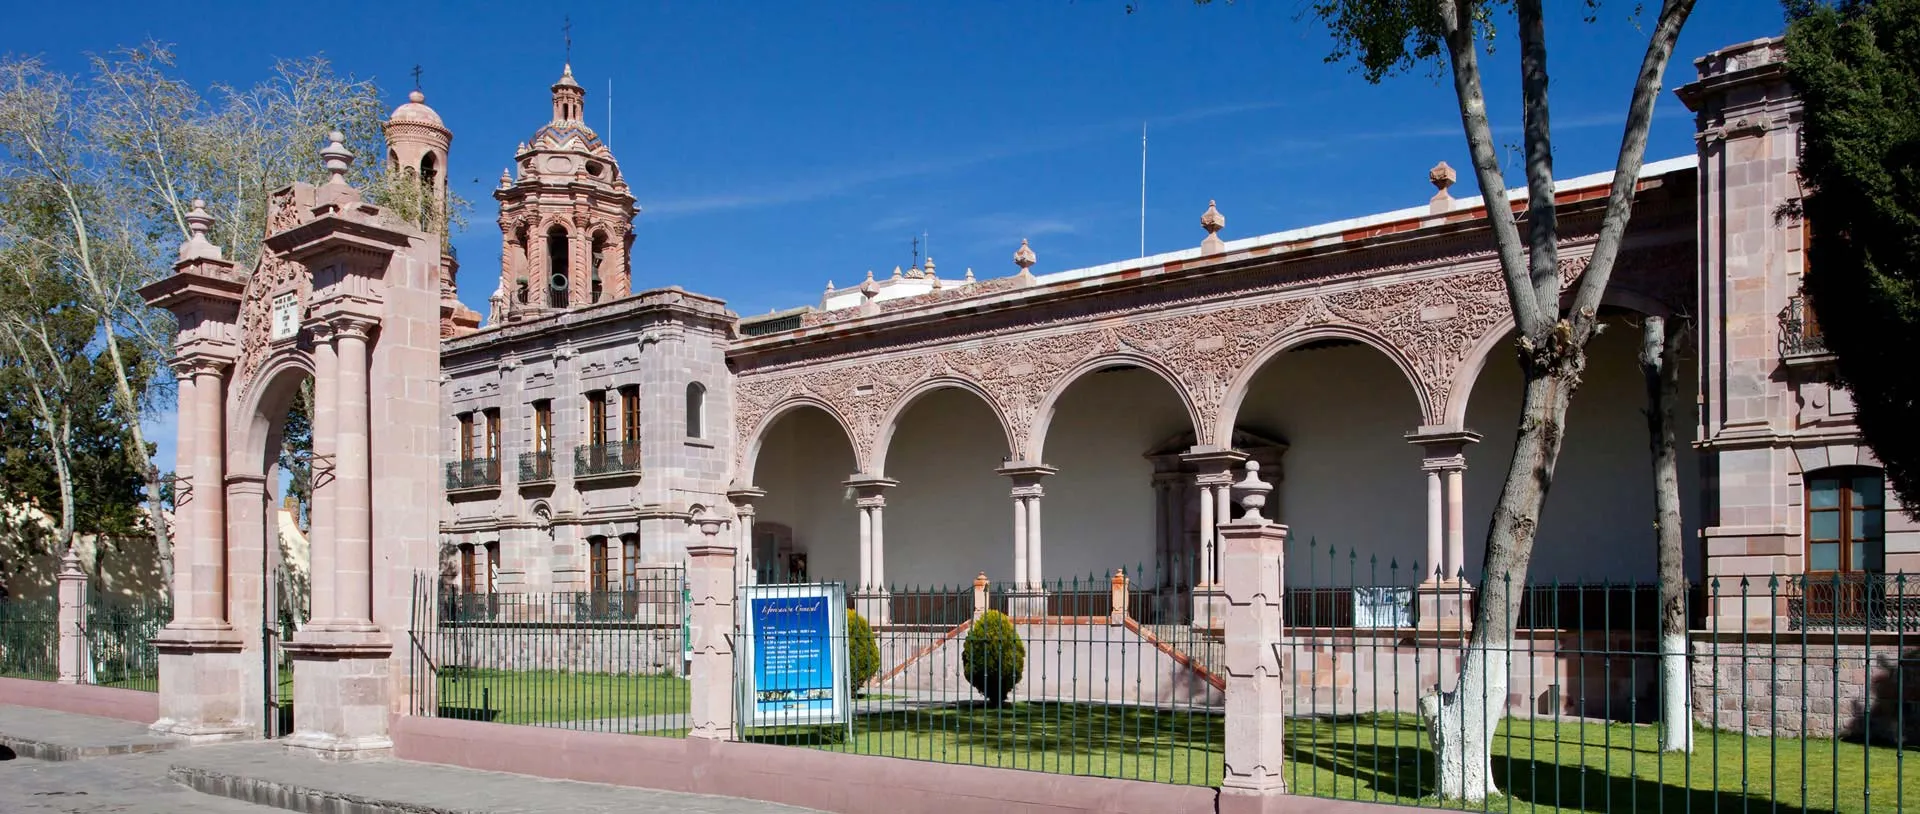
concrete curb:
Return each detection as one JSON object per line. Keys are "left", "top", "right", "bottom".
{"left": 168, "top": 763, "right": 460, "bottom": 814}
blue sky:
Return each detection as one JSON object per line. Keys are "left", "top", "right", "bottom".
{"left": 3, "top": 0, "right": 1788, "bottom": 471}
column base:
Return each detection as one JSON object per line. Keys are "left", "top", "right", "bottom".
{"left": 1191, "top": 586, "right": 1228, "bottom": 630}
{"left": 282, "top": 630, "right": 394, "bottom": 760}
{"left": 852, "top": 591, "right": 891, "bottom": 627}
{"left": 1218, "top": 787, "right": 1289, "bottom": 814}
{"left": 1415, "top": 579, "right": 1475, "bottom": 633}
{"left": 1006, "top": 589, "right": 1048, "bottom": 621}
{"left": 152, "top": 626, "right": 255, "bottom": 742}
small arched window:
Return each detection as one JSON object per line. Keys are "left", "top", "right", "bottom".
{"left": 590, "top": 232, "right": 608, "bottom": 303}
{"left": 546, "top": 226, "right": 569, "bottom": 308}
{"left": 1806, "top": 467, "right": 1885, "bottom": 574}
{"left": 686, "top": 382, "right": 706, "bottom": 439}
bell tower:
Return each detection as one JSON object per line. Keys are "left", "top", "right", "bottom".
{"left": 494, "top": 64, "right": 638, "bottom": 322}
{"left": 384, "top": 85, "right": 479, "bottom": 336}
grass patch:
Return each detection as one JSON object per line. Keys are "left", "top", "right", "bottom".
{"left": 435, "top": 668, "right": 689, "bottom": 725}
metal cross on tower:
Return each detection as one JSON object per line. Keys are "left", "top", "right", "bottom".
{"left": 411, "top": 64, "right": 422, "bottom": 91}
{"left": 564, "top": 16, "right": 573, "bottom": 63}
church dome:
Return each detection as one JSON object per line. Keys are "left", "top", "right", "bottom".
{"left": 389, "top": 90, "right": 444, "bottom": 128}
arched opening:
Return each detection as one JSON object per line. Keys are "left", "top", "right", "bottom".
{"left": 1232, "top": 337, "right": 1425, "bottom": 586}
{"left": 237, "top": 364, "right": 317, "bottom": 739}
{"left": 1460, "top": 310, "right": 1701, "bottom": 583}
{"left": 1036, "top": 364, "right": 1197, "bottom": 590}
{"left": 419, "top": 152, "right": 438, "bottom": 195}
{"left": 751, "top": 405, "right": 858, "bottom": 585}
{"left": 545, "top": 226, "right": 569, "bottom": 308}
{"left": 881, "top": 387, "right": 1012, "bottom": 588}
{"left": 590, "top": 231, "right": 608, "bottom": 303}
{"left": 686, "top": 382, "right": 706, "bottom": 439}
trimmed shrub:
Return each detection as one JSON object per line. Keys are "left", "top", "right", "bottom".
{"left": 847, "top": 608, "right": 880, "bottom": 691}
{"left": 962, "top": 610, "right": 1025, "bottom": 705}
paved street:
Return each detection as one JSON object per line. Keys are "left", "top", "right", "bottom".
{"left": 0, "top": 750, "right": 274, "bottom": 814}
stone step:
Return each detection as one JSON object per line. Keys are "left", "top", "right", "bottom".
{"left": 0, "top": 704, "right": 179, "bottom": 761}
{"left": 1138, "top": 624, "right": 1224, "bottom": 677}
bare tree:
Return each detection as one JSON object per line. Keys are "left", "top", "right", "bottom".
{"left": 1641, "top": 314, "right": 1693, "bottom": 753}
{"left": 1291, "top": 0, "right": 1697, "bottom": 798}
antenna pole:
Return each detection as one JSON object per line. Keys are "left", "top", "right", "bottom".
{"left": 607, "top": 78, "right": 613, "bottom": 149}
{"left": 1140, "top": 122, "right": 1148, "bottom": 258}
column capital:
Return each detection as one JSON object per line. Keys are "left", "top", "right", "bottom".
{"left": 1406, "top": 427, "right": 1482, "bottom": 458}
{"left": 995, "top": 462, "right": 1057, "bottom": 487}
{"left": 1181, "top": 445, "right": 1246, "bottom": 478}
{"left": 171, "top": 351, "right": 232, "bottom": 379}
{"left": 1420, "top": 455, "right": 1468, "bottom": 473}
{"left": 326, "top": 313, "right": 380, "bottom": 339}
{"left": 726, "top": 485, "right": 767, "bottom": 508}
{"left": 843, "top": 474, "right": 899, "bottom": 499}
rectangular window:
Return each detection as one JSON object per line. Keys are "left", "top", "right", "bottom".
{"left": 1807, "top": 470, "right": 1885, "bottom": 573}
{"left": 458, "top": 413, "right": 475, "bottom": 461}
{"left": 484, "top": 542, "right": 499, "bottom": 593}
{"left": 533, "top": 400, "right": 553, "bottom": 454}
{"left": 588, "top": 537, "right": 610, "bottom": 594}
{"left": 622, "top": 534, "right": 639, "bottom": 591}
{"left": 484, "top": 409, "right": 501, "bottom": 460}
{"left": 459, "top": 545, "right": 476, "bottom": 594}
{"left": 587, "top": 392, "right": 608, "bottom": 447}
{"left": 620, "top": 386, "right": 642, "bottom": 445}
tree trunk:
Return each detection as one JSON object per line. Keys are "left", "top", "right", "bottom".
{"left": 1641, "top": 315, "right": 1693, "bottom": 752}
{"left": 96, "top": 321, "right": 175, "bottom": 588}
{"left": 1422, "top": 351, "right": 1582, "bottom": 801}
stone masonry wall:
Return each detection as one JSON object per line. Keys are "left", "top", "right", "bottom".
{"left": 1692, "top": 637, "right": 1920, "bottom": 744}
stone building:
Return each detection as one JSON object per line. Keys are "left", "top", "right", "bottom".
{"left": 419, "top": 39, "right": 1912, "bottom": 633}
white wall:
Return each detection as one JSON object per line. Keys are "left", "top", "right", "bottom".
{"left": 881, "top": 388, "right": 1014, "bottom": 589}
{"left": 1235, "top": 343, "right": 1429, "bottom": 586}
{"left": 1461, "top": 316, "right": 1704, "bottom": 584}
{"left": 1040, "top": 367, "right": 1196, "bottom": 583}
{"left": 753, "top": 406, "right": 859, "bottom": 584}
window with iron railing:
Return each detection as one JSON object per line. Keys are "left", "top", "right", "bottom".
{"left": 575, "top": 440, "right": 641, "bottom": 477}
{"left": 445, "top": 456, "right": 501, "bottom": 490}
{"left": 1778, "top": 292, "right": 1828, "bottom": 356}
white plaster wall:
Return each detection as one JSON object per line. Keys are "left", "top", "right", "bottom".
{"left": 753, "top": 406, "right": 859, "bottom": 584}
{"left": 1040, "top": 368, "right": 1196, "bottom": 583}
{"left": 1235, "top": 344, "right": 1429, "bottom": 586}
{"left": 1461, "top": 316, "right": 1704, "bottom": 583}
{"left": 881, "top": 389, "right": 1015, "bottom": 589}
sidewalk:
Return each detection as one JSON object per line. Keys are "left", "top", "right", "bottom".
{"left": 0, "top": 704, "right": 825, "bottom": 814}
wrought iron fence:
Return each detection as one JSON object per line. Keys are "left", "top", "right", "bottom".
{"left": 408, "top": 568, "right": 689, "bottom": 737}
{"left": 445, "top": 457, "right": 501, "bottom": 490}
{"left": 736, "top": 571, "right": 1224, "bottom": 787}
{"left": 83, "top": 592, "right": 169, "bottom": 692}
{"left": 518, "top": 450, "right": 553, "bottom": 482}
{"left": 574, "top": 442, "right": 641, "bottom": 477}
{"left": 1275, "top": 569, "right": 1916, "bottom": 813}
{"left": 0, "top": 595, "right": 57, "bottom": 680}
{"left": 1779, "top": 292, "right": 1829, "bottom": 356}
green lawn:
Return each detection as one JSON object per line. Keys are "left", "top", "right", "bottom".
{"left": 726, "top": 703, "right": 1914, "bottom": 813}
{"left": 435, "top": 669, "right": 688, "bottom": 726}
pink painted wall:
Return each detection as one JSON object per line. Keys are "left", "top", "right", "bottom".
{"left": 0, "top": 677, "right": 158, "bottom": 724}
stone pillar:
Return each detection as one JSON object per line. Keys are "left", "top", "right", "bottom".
{"left": 1183, "top": 447, "right": 1244, "bottom": 626}
{"left": 687, "top": 511, "right": 736, "bottom": 741}
{"left": 308, "top": 324, "right": 338, "bottom": 625}
{"left": 56, "top": 549, "right": 86, "bottom": 684}
{"left": 997, "top": 463, "right": 1056, "bottom": 619}
{"left": 1108, "top": 569, "right": 1128, "bottom": 626}
{"left": 191, "top": 360, "right": 228, "bottom": 625}
{"left": 1217, "top": 462, "right": 1289, "bottom": 812}
{"left": 330, "top": 316, "right": 376, "bottom": 629}
{"left": 1407, "top": 428, "right": 1480, "bottom": 633}
{"left": 728, "top": 487, "right": 765, "bottom": 587}
{"left": 972, "top": 571, "right": 989, "bottom": 620}
{"left": 168, "top": 367, "right": 196, "bottom": 617}
{"left": 846, "top": 475, "right": 897, "bottom": 626}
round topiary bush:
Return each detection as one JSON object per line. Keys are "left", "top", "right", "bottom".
{"left": 847, "top": 608, "right": 880, "bottom": 692}
{"left": 962, "top": 609, "right": 1025, "bottom": 706}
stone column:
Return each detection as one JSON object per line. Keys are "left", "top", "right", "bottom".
{"left": 728, "top": 487, "right": 765, "bottom": 587}
{"left": 845, "top": 475, "right": 897, "bottom": 626}
{"left": 1108, "top": 569, "right": 1128, "bottom": 626}
{"left": 687, "top": 511, "right": 736, "bottom": 741}
{"left": 166, "top": 364, "right": 196, "bottom": 618}
{"left": 56, "top": 549, "right": 86, "bottom": 684}
{"left": 331, "top": 316, "right": 378, "bottom": 630}
{"left": 307, "top": 324, "right": 338, "bottom": 625}
{"left": 191, "top": 360, "right": 228, "bottom": 625}
{"left": 972, "top": 571, "right": 989, "bottom": 620}
{"left": 1407, "top": 428, "right": 1481, "bottom": 633}
{"left": 997, "top": 463, "right": 1056, "bottom": 619}
{"left": 1183, "top": 447, "right": 1244, "bottom": 627}
{"left": 1217, "top": 462, "right": 1289, "bottom": 812}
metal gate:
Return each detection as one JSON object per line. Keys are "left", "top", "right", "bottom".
{"left": 263, "top": 520, "right": 303, "bottom": 738}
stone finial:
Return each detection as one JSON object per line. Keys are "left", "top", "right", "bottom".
{"left": 1013, "top": 238, "right": 1036, "bottom": 271}
{"left": 924, "top": 256, "right": 936, "bottom": 277}
{"left": 320, "top": 130, "right": 354, "bottom": 186}
{"left": 499, "top": 168, "right": 512, "bottom": 189}
{"left": 1200, "top": 200, "right": 1226, "bottom": 255}
{"left": 1429, "top": 161, "right": 1457, "bottom": 214}
{"left": 865, "top": 269, "right": 875, "bottom": 282}
{"left": 1233, "top": 460, "right": 1272, "bottom": 523}
{"left": 964, "top": 267, "right": 975, "bottom": 282}
{"left": 891, "top": 265, "right": 903, "bottom": 280}
{"left": 825, "top": 279, "right": 836, "bottom": 294}
{"left": 178, "top": 199, "right": 223, "bottom": 262}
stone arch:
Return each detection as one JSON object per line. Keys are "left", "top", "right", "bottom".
{"left": 734, "top": 396, "right": 860, "bottom": 487}
{"left": 1216, "top": 325, "right": 1431, "bottom": 443}
{"left": 871, "top": 376, "right": 1017, "bottom": 478}
{"left": 230, "top": 351, "right": 317, "bottom": 479}
{"left": 1442, "top": 287, "right": 1676, "bottom": 428}
{"left": 1026, "top": 353, "right": 1202, "bottom": 462}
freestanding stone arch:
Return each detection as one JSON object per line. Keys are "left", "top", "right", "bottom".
{"left": 140, "top": 135, "right": 444, "bottom": 756}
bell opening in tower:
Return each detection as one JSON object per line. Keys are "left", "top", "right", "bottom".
{"left": 546, "top": 226, "right": 568, "bottom": 308}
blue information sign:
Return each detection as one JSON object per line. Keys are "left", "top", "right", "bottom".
{"left": 738, "top": 583, "right": 848, "bottom": 728}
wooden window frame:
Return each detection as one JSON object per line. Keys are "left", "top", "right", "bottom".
{"left": 619, "top": 386, "right": 642, "bottom": 446}
{"left": 588, "top": 536, "right": 610, "bottom": 594}
{"left": 622, "top": 534, "right": 639, "bottom": 592}
{"left": 483, "top": 541, "right": 499, "bottom": 594}
{"left": 458, "top": 413, "right": 475, "bottom": 462}
{"left": 532, "top": 400, "right": 553, "bottom": 455}
{"left": 459, "top": 544, "right": 477, "bottom": 594}
{"left": 586, "top": 391, "right": 608, "bottom": 447}
{"left": 483, "top": 409, "right": 501, "bottom": 460}
{"left": 1805, "top": 467, "right": 1886, "bottom": 575}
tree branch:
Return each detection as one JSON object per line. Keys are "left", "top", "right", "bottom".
{"left": 1518, "top": 0, "right": 1560, "bottom": 316}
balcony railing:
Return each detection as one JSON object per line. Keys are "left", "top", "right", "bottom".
{"left": 1787, "top": 572, "right": 1920, "bottom": 631}
{"left": 519, "top": 450, "right": 554, "bottom": 482}
{"left": 444, "top": 457, "right": 501, "bottom": 490}
{"left": 575, "top": 441, "right": 641, "bottom": 478}
{"left": 1779, "top": 293, "right": 1828, "bottom": 357}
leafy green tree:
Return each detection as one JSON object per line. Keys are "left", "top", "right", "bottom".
{"left": 1786, "top": 0, "right": 1920, "bottom": 514}
{"left": 1240, "top": 0, "right": 1698, "bottom": 799}
{"left": 847, "top": 609, "right": 880, "bottom": 691}
{"left": 961, "top": 610, "right": 1025, "bottom": 706}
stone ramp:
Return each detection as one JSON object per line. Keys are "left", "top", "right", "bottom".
{"left": 168, "top": 740, "right": 826, "bottom": 814}
{"left": 0, "top": 703, "right": 180, "bottom": 761}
